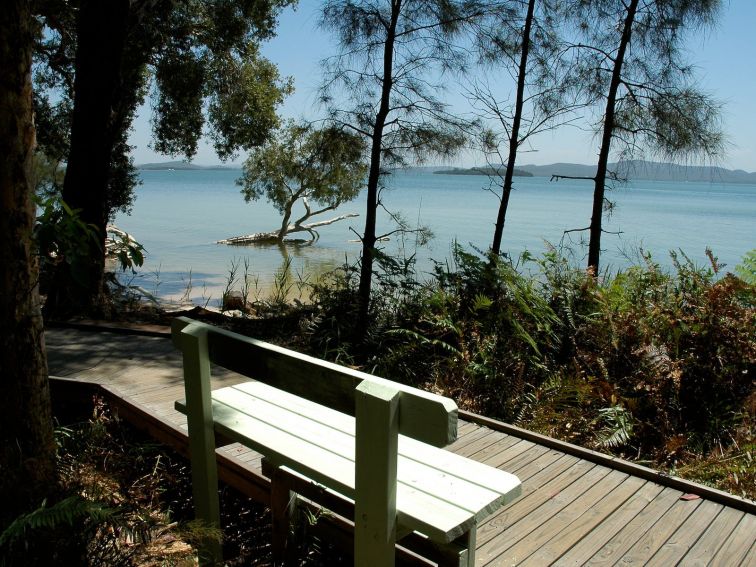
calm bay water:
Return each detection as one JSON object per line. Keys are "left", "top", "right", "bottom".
{"left": 115, "top": 169, "right": 756, "bottom": 305}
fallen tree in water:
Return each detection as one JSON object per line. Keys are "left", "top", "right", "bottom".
{"left": 224, "top": 122, "right": 367, "bottom": 245}
{"left": 218, "top": 207, "right": 358, "bottom": 245}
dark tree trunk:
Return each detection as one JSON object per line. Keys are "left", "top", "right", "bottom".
{"left": 491, "top": 0, "right": 535, "bottom": 256}
{"left": 0, "top": 0, "right": 56, "bottom": 524}
{"left": 53, "top": 0, "right": 130, "bottom": 314}
{"left": 588, "top": 0, "right": 638, "bottom": 273}
{"left": 356, "top": 0, "right": 402, "bottom": 340}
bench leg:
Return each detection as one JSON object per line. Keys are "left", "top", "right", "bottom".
{"left": 270, "top": 467, "right": 297, "bottom": 565}
{"left": 457, "top": 525, "right": 478, "bottom": 567}
{"left": 463, "top": 525, "right": 477, "bottom": 567}
{"left": 180, "top": 325, "right": 222, "bottom": 566}
{"left": 355, "top": 381, "right": 401, "bottom": 567}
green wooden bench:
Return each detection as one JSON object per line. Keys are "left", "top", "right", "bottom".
{"left": 172, "top": 317, "right": 521, "bottom": 566}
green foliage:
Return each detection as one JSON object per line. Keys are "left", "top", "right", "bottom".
{"left": 32, "top": 0, "right": 294, "bottom": 222}
{"left": 569, "top": 0, "right": 724, "bottom": 162}
{"left": 321, "top": 0, "right": 485, "bottom": 169}
{"left": 238, "top": 121, "right": 367, "bottom": 225}
{"left": 0, "top": 496, "right": 115, "bottom": 558}
{"left": 34, "top": 196, "right": 100, "bottom": 287}
{"left": 30, "top": 151, "right": 66, "bottom": 198}
{"left": 206, "top": 48, "right": 294, "bottom": 161}
{"left": 735, "top": 249, "right": 756, "bottom": 285}
{"left": 105, "top": 227, "right": 145, "bottom": 273}
{"left": 596, "top": 405, "right": 635, "bottom": 449}
{"left": 306, "top": 245, "right": 755, "bottom": 463}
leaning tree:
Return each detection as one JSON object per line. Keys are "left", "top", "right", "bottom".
{"left": 320, "top": 0, "right": 504, "bottom": 340}
{"left": 222, "top": 122, "right": 368, "bottom": 245}
{"left": 557, "top": 0, "right": 723, "bottom": 273}
{"left": 33, "top": 0, "right": 294, "bottom": 314}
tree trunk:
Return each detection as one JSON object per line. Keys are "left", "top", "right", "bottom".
{"left": 278, "top": 196, "right": 295, "bottom": 240}
{"left": 53, "top": 0, "right": 130, "bottom": 314}
{"left": 491, "top": 0, "right": 535, "bottom": 256}
{"left": 0, "top": 0, "right": 56, "bottom": 524}
{"left": 588, "top": 0, "right": 638, "bottom": 273}
{"left": 356, "top": 0, "right": 402, "bottom": 340}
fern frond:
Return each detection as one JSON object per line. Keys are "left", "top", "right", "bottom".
{"left": 0, "top": 496, "right": 115, "bottom": 549}
{"left": 596, "top": 405, "right": 634, "bottom": 449}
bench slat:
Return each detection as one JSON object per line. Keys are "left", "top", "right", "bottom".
{"left": 230, "top": 382, "right": 520, "bottom": 502}
{"left": 176, "top": 381, "right": 521, "bottom": 541}
{"left": 213, "top": 383, "right": 511, "bottom": 512}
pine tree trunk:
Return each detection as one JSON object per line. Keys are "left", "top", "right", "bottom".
{"left": 0, "top": 0, "right": 56, "bottom": 524}
{"left": 588, "top": 0, "right": 639, "bottom": 273}
{"left": 356, "top": 0, "right": 402, "bottom": 341}
{"left": 491, "top": 0, "right": 535, "bottom": 256}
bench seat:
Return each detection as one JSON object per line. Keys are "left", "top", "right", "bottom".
{"left": 176, "top": 380, "right": 521, "bottom": 544}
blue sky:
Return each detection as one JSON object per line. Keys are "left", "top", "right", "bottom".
{"left": 129, "top": 1, "right": 756, "bottom": 172}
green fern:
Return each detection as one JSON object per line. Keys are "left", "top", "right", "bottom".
{"left": 596, "top": 405, "right": 635, "bottom": 449}
{"left": 0, "top": 496, "right": 115, "bottom": 550}
{"left": 735, "top": 249, "right": 756, "bottom": 285}
{"left": 386, "top": 327, "right": 462, "bottom": 356}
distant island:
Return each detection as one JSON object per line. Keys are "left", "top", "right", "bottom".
{"left": 441, "top": 160, "right": 756, "bottom": 184}
{"left": 434, "top": 166, "right": 534, "bottom": 177}
{"left": 137, "top": 160, "right": 240, "bottom": 171}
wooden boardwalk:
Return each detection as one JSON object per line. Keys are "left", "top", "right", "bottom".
{"left": 46, "top": 325, "right": 756, "bottom": 566}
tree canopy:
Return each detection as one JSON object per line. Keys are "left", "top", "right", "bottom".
{"left": 232, "top": 122, "right": 367, "bottom": 242}
{"left": 33, "top": 0, "right": 294, "bottom": 313}
{"left": 320, "top": 0, "right": 501, "bottom": 339}
{"left": 561, "top": 0, "right": 724, "bottom": 272}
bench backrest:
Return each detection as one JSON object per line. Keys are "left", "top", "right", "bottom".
{"left": 171, "top": 317, "right": 458, "bottom": 447}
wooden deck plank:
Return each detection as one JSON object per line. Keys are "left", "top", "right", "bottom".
{"left": 443, "top": 422, "right": 482, "bottom": 450}
{"left": 581, "top": 488, "right": 682, "bottom": 566}
{"left": 742, "top": 540, "right": 756, "bottom": 566}
{"left": 475, "top": 454, "right": 582, "bottom": 548}
{"left": 677, "top": 507, "right": 745, "bottom": 566}
{"left": 451, "top": 429, "right": 507, "bottom": 457}
{"left": 478, "top": 439, "right": 538, "bottom": 468}
{"left": 519, "top": 475, "right": 648, "bottom": 565}
{"left": 476, "top": 461, "right": 608, "bottom": 563}
{"left": 467, "top": 434, "right": 521, "bottom": 461}
{"left": 482, "top": 470, "right": 628, "bottom": 566}
{"left": 552, "top": 479, "right": 665, "bottom": 565}
{"left": 486, "top": 442, "right": 558, "bottom": 472}
{"left": 610, "top": 494, "right": 704, "bottom": 565}
{"left": 645, "top": 502, "right": 724, "bottom": 565}
{"left": 708, "top": 512, "right": 756, "bottom": 567}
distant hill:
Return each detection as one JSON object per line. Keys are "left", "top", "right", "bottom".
{"left": 433, "top": 166, "right": 533, "bottom": 177}
{"left": 517, "top": 160, "right": 756, "bottom": 184}
{"left": 138, "top": 159, "right": 756, "bottom": 183}
{"left": 137, "top": 161, "right": 240, "bottom": 171}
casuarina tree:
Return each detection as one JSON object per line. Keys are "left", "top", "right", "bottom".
{"left": 320, "top": 0, "right": 501, "bottom": 340}
{"left": 556, "top": 0, "right": 723, "bottom": 273}
{"left": 469, "top": 0, "right": 580, "bottom": 255}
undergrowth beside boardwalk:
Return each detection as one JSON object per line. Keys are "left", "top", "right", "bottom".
{"left": 0, "top": 398, "right": 346, "bottom": 566}
{"left": 302, "top": 245, "right": 755, "bottom": 500}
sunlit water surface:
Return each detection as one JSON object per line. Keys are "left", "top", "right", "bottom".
{"left": 115, "top": 169, "right": 756, "bottom": 305}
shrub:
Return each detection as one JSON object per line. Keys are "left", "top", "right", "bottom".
{"left": 304, "top": 245, "right": 755, "bottom": 464}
